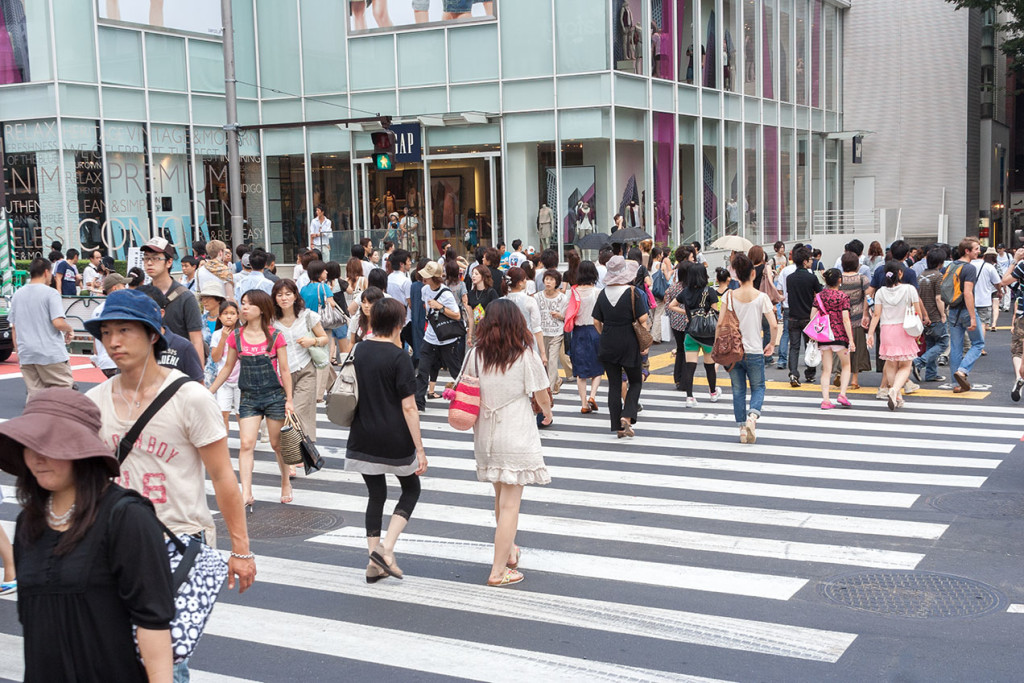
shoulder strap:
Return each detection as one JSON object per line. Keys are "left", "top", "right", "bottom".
{"left": 109, "top": 493, "right": 194, "bottom": 587}
{"left": 267, "top": 330, "right": 281, "bottom": 357}
{"left": 117, "top": 376, "right": 191, "bottom": 464}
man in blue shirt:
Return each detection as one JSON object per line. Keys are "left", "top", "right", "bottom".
{"left": 54, "top": 249, "right": 81, "bottom": 295}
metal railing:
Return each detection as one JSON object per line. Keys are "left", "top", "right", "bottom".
{"left": 812, "top": 209, "right": 880, "bottom": 235}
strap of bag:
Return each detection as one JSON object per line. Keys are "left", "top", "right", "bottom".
{"left": 110, "top": 494, "right": 196, "bottom": 590}
{"left": 117, "top": 376, "right": 191, "bottom": 464}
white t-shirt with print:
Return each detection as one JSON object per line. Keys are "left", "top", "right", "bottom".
{"left": 422, "top": 285, "right": 460, "bottom": 346}
{"left": 87, "top": 370, "right": 227, "bottom": 542}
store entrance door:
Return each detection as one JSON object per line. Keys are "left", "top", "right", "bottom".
{"left": 423, "top": 152, "right": 500, "bottom": 258}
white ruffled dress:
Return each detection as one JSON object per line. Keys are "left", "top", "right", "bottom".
{"left": 472, "top": 348, "right": 552, "bottom": 486}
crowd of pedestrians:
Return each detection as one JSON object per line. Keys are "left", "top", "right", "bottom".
{"left": 3, "top": 228, "right": 1024, "bottom": 680}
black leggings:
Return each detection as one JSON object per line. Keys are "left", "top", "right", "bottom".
{"left": 361, "top": 473, "right": 421, "bottom": 538}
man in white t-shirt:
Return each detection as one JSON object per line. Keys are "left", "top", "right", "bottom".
{"left": 508, "top": 239, "right": 528, "bottom": 269}
{"left": 81, "top": 249, "right": 104, "bottom": 294}
{"left": 309, "top": 205, "right": 333, "bottom": 262}
{"left": 84, "top": 288, "right": 256, "bottom": 680}
{"left": 972, "top": 252, "right": 1003, "bottom": 331}
{"left": 194, "top": 239, "right": 234, "bottom": 301}
{"left": 387, "top": 249, "right": 413, "bottom": 343}
{"left": 775, "top": 259, "right": 798, "bottom": 369}
{"left": 415, "top": 262, "right": 464, "bottom": 411}
{"left": 596, "top": 248, "right": 613, "bottom": 290}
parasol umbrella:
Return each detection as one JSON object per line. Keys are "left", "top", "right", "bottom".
{"left": 609, "top": 227, "right": 651, "bottom": 243}
{"left": 575, "top": 233, "right": 612, "bottom": 250}
{"left": 711, "top": 235, "right": 754, "bottom": 252}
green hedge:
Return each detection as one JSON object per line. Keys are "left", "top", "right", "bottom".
{"left": 14, "top": 259, "right": 129, "bottom": 276}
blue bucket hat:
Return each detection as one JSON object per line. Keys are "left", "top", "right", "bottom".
{"left": 84, "top": 289, "right": 168, "bottom": 352}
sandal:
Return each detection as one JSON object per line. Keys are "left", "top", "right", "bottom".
{"left": 365, "top": 562, "right": 388, "bottom": 584}
{"left": 427, "top": 391, "right": 443, "bottom": 400}
{"left": 587, "top": 397, "right": 599, "bottom": 412}
{"left": 507, "top": 545, "right": 521, "bottom": 570}
{"left": 581, "top": 406, "right": 592, "bottom": 414}
{"left": 487, "top": 568, "right": 525, "bottom": 587}
{"left": 849, "top": 383, "right": 861, "bottom": 390}
{"left": 370, "top": 548, "right": 404, "bottom": 579}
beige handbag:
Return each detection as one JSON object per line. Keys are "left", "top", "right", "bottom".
{"left": 278, "top": 413, "right": 305, "bottom": 466}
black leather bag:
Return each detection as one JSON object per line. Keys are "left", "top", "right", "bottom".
{"left": 685, "top": 289, "right": 718, "bottom": 341}
{"left": 427, "top": 287, "right": 467, "bottom": 341}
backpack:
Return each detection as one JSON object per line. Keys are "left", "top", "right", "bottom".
{"left": 940, "top": 262, "right": 967, "bottom": 308}
{"left": 651, "top": 267, "right": 669, "bottom": 300}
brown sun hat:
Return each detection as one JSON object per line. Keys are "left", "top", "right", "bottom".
{"left": 0, "top": 388, "right": 118, "bottom": 478}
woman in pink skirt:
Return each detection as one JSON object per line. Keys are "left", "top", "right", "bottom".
{"left": 867, "top": 262, "right": 925, "bottom": 410}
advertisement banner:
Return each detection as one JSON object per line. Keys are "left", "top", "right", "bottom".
{"left": 97, "top": 0, "right": 223, "bottom": 37}
{"left": 349, "top": 0, "right": 495, "bottom": 34}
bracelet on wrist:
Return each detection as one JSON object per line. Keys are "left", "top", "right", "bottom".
{"left": 230, "top": 551, "right": 256, "bottom": 560}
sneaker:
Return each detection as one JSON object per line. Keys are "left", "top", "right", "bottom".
{"left": 0, "top": 580, "right": 15, "bottom": 595}
{"left": 776, "top": 363, "right": 787, "bottom": 369}
{"left": 938, "top": 356, "right": 949, "bottom": 366}
{"left": 924, "top": 375, "right": 946, "bottom": 382}
{"left": 709, "top": 388, "right": 722, "bottom": 403}
{"left": 876, "top": 387, "right": 889, "bottom": 400}
{"left": 953, "top": 370, "right": 972, "bottom": 393}
{"left": 1012, "top": 378, "right": 1024, "bottom": 402}
{"left": 911, "top": 363, "right": 922, "bottom": 383}
{"left": 685, "top": 397, "right": 698, "bottom": 408}
{"left": 836, "top": 394, "right": 852, "bottom": 408}
{"left": 745, "top": 415, "right": 758, "bottom": 444}
{"left": 820, "top": 399, "right": 835, "bottom": 410}
{"left": 789, "top": 374, "right": 801, "bottom": 387}
{"left": 903, "top": 380, "right": 920, "bottom": 394}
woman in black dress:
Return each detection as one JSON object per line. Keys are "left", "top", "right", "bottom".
{"left": 592, "top": 256, "right": 650, "bottom": 437}
{"left": 344, "top": 298, "right": 428, "bottom": 582}
{"left": 0, "top": 388, "right": 174, "bottom": 683}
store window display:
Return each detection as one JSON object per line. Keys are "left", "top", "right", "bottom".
{"left": 613, "top": 0, "right": 644, "bottom": 74}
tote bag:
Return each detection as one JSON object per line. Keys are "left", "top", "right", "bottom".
{"left": 448, "top": 350, "right": 481, "bottom": 431}
{"left": 711, "top": 292, "right": 744, "bottom": 370}
{"left": 803, "top": 293, "right": 836, "bottom": 343}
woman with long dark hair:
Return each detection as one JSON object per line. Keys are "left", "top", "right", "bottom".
{"left": 345, "top": 257, "right": 367, "bottom": 316}
{"left": 1, "top": 388, "right": 174, "bottom": 682}
{"left": 867, "top": 262, "right": 924, "bottom": 410}
{"left": 562, "top": 250, "right": 581, "bottom": 292}
{"left": 472, "top": 300, "right": 552, "bottom": 586}
{"left": 346, "top": 299, "right": 428, "bottom": 582}
{"left": 273, "top": 279, "right": 330, "bottom": 441}
{"left": 349, "top": 287, "right": 385, "bottom": 344}
{"left": 466, "top": 263, "right": 498, "bottom": 346}
{"left": 568, "top": 260, "right": 604, "bottom": 413}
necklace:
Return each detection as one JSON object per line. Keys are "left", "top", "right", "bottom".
{"left": 46, "top": 495, "right": 75, "bottom": 527}
{"left": 116, "top": 361, "right": 148, "bottom": 415}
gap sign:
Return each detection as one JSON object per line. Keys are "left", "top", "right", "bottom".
{"left": 392, "top": 123, "right": 422, "bottom": 163}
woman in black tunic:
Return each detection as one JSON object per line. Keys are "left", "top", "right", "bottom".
{"left": 592, "top": 256, "right": 649, "bottom": 437}
{"left": 344, "top": 298, "right": 428, "bottom": 582}
{"left": 0, "top": 388, "right": 174, "bottom": 683}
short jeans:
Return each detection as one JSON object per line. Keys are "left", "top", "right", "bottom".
{"left": 443, "top": 0, "right": 473, "bottom": 11}
{"left": 215, "top": 382, "right": 240, "bottom": 414}
{"left": 683, "top": 335, "right": 713, "bottom": 354}
{"left": 332, "top": 322, "right": 349, "bottom": 340}
{"left": 238, "top": 387, "right": 286, "bottom": 420}
{"left": 411, "top": 0, "right": 429, "bottom": 8}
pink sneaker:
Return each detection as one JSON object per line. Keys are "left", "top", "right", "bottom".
{"left": 836, "top": 395, "right": 852, "bottom": 408}
{"left": 820, "top": 399, "right": 835, "bottom": 410}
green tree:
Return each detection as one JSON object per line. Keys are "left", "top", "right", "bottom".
{"left": 947, "top": 0, "right": 1024, "bottom": 77}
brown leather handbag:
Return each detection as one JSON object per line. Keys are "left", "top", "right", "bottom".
{"left": 630, "top": 288, "right": 654, "bottom": 353}
{"left": 712, "top": 291, "right": 745, "bottom": 370}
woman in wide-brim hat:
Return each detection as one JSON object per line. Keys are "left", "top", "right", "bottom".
{"left": 0, "top": 388, "right": 175, "bottom": 683}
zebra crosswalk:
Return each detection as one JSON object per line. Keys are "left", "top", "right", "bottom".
{"left": 0, "top": 382, "right": 1018, "bottom": 681}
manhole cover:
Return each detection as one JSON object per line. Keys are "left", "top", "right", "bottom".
{"left": 818, "top": 570, "right": 1004, "bottom": 618}
{"left": 928, "top": 490, "right": 1024, "bottom": 519}
{"left": 216, "top": 508, "right": 344, "bottom": 539}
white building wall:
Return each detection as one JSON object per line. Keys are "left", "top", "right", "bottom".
{"left": 841, "top": 0, "right": 971, "bottom": 242}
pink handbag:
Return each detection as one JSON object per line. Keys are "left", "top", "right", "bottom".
{"left": 803, "top": 293, "right": 836, "bottom": 343}
{"left": 447, "top": 350, "right": 481, "bottom": 431}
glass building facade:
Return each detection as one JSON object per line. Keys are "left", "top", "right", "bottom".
{"left": 0, "top": 0, "right": 845, "bottom": 262}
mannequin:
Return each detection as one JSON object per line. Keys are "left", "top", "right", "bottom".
{"left": 632, "top": 24, "right": 642, "bottom": 74}
{"left": 384, "top": 189, "right": 396, "bottom": 215}
{"left": 627, "top": 200, "right": 640, "bottom": 228}
{"left": 619, "top": 2, "right": 634, "bottom": 61}
{"left": 651, "top": 22, "right": 661, "bottom": 78}
{"left": 537, "top": 203, "right": 553, "bottom": 246}
{"left": 575, "top": 201, "right": 594, "bottom": 238}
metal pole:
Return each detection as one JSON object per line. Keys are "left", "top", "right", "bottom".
{"left": 221, "top": 0, "right": 244, "bottom": 250}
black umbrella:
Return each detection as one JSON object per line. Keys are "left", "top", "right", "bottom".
{"left": 575, "top": 233, "right": 612, "bottom": 250}
{"left": 610, "top": 226, "right": 652, "bottom": 242}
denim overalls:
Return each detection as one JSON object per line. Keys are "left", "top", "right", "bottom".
{"left": 235, "top": 329, "right": 286, "bottom": 420}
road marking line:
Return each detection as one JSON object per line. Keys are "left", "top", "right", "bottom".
{"left": 1008, "top": 604, "right": 1024, "bottom": 613}
{"left": 245, "top": 458, "right": 947, "bottom": 540}
{"left": 207, "top": 603, "right": 735, "bottom": 682}
{"left": 0, "top": 362, "right": 94, "bottom": 381}
{"left": 231, "top": 482, "right": 926, "bottom": 570}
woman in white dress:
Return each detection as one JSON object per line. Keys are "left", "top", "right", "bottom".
{"left": 471, "top": 300, "right": 552, "bottom": 586}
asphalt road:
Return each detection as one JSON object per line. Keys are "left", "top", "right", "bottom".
{"left": 0, "top": 328, "right": 1023, "bottom": 682}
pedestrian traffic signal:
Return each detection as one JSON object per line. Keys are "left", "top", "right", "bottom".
{"left": 371, "top": 129, "right": 397, "bottom": 171}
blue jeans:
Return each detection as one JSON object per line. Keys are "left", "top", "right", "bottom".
{"left": 728, "top": 354, "right": 766, "bottom": 425}
{"left": 173, "top": 660, "right": 190, "bottom": 683}
{"left": 948, "top": 308, "right": 985, "bottom": 375}
{"left": 777, "top": 309, "right": 789, "bottom": 366}
{"left": 914, "top": 321, "right": 949, "bottom": 380}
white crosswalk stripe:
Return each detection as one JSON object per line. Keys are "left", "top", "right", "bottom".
{"left": 0, "top": 381, "right": 1017, "bottom": 681}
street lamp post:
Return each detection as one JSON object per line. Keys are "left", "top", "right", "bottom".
{"left": 221, "top": 0, "right": 244, "bottom": 251}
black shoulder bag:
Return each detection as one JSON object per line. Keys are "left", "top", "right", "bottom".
{"left": 427, "top": 286, "right": 467, "bottom": 341}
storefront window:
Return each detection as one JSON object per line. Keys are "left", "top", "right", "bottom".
{"left": 556, "top": 0, "right": 609, "bottom": 74}
{"left": 812, "top": 134, "right": 824, "bottom": 231}
{"left": 104, "top": 122, "right": 150, "bottom": 259}
{"left": 724, "top": 122, "right": 740, "bottom": 237}
{"left": 678, "top": 0, "right": 697, "bottom": 85}
{"left": 811, "top": 0, "right": 821, "bottom": 108}
{"left": 723, "top": 0, "right": 739, "bottom": 92}
{"left": 614, "top": 107, "right": 646, "bottom": 246}
{"left": 742, "top": 0, "right": 757, "bottom": 96}
{"left": 824, "top": 4, "right": 835, "bottom": 110}
{"left": 763, "top": 124, "right": 779, "bottom": 241}
{"left": 310, "top": 153, "right": 354, "bottom": 249}
{"left": 796, "top": 132, "right": 808, "bottom": 238}
{"left": 266, "top": 154, "right": 306, "bottom": 263}
{"left": 697, "top": 0, "right": 715, "bottom": 88}
{"left": 650, "top": 0, "right": 674, "bottom": 80}
{"left": 613, "top": 0, "right": 645, "bottom": 75}
{"left": 678, "top": 118, "right": 698, "bottom": 244}
{"left": 193, "top": 127, "right": 264, "bottom": 252}
{"left": 652, "top": 112, "right": 674, "bottom": 244}
{"left": 425, "top": 152, "right": 492, "bottom": 258}
{"left": 0, "top": 0, "right": 54, "bottom": 84}
{"left": 780, "top": 127, "right": 793, "bottom": 241}
{"left": 779, "top": 0, "right": 791, "bottom": 102}
{"left": 150, "top": 125, "right": 191, "bottom": 257}
{"left": 744, "top": 124, "right": 761, "bottom": 243}
{"left": 701, "top": 119, "right": 719, "bottom": 245}
{"left": 795, "top": 0, "right": 807, "bottom": 105}
{"left": 763, "top": 0, "right": 775, "bottom": 99}
{"left": 2, "top": 118, "right": 59, "bottom": 257}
